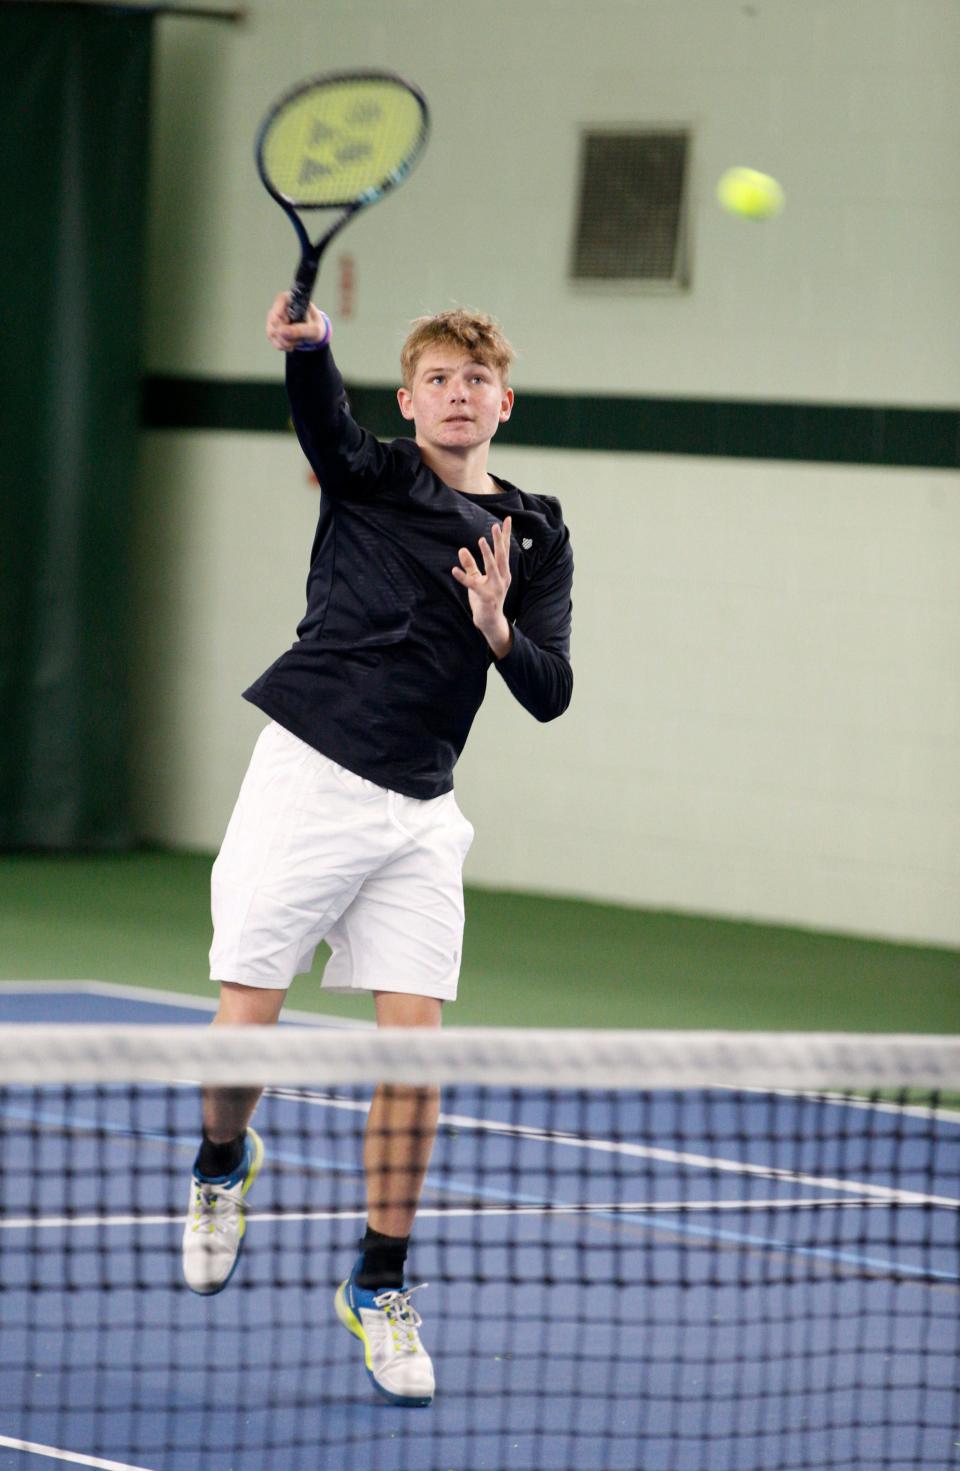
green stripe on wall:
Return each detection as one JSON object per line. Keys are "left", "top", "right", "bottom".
{"left": 141, "top": 375, "right": 960, "bottom": 469}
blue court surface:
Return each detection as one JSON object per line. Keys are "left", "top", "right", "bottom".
{"left": 0, "top": 985, "right": 957, "bottom": 1471}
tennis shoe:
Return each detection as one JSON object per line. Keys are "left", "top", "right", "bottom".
{"left": 182, "top": 1127, "right": 264, "bottom": 1296}
{"left": 334, "top": 1262, "right": 435, "bottom": 1406}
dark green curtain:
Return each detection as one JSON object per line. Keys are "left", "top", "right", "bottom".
{"left": 0, "top": 2, "right": 154, "bottom": 847}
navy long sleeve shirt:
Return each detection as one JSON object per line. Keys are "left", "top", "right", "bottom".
{"left": 243, "top": 345, "right": 574, "bottom": 799}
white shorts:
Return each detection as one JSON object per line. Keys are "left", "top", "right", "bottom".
{"left": 209, "top": 721, "right": 474, "bottom": 1000}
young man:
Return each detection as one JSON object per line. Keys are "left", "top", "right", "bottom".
{"left": 181, "top": 294, "right": 574, "bottom": 1406}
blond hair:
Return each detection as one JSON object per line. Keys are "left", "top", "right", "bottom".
{"left": 400, "top": 308, "right": 515, "bottom": 390}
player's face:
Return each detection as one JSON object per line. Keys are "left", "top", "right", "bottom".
{"left": 397, "top": 350, "right": 513, "bottom": 452}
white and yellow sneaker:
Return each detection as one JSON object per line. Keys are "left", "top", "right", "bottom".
{"left": 181, "top": 1128, "right": 264, "bottom": 1296}
{"left": 334, "top": 1262, "right": 435, "bottom": 1406}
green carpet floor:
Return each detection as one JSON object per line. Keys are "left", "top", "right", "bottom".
{"left": 1, "top": 851, "right": 957, "bottom": 1032}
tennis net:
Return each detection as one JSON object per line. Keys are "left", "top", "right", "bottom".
{"left": 0, "top": 1024, "right": 957, "bottom": 1471}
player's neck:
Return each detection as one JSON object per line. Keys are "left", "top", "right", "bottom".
{"left": 417, "top": 442, "right": 499, "bottom": 496}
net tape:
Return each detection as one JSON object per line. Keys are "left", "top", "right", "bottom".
{"left": 1, "top": 1023, "right": 957, "bottom": 1089}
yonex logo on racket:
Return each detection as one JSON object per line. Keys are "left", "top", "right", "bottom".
{"left": 336, "top": 142, "right": 374, "bottom": 165}
{"left": 300, "top": 160, "right": 334, "bottom": 183}
{"left": 347, "top": 103, "right": 383, "bottom": 124}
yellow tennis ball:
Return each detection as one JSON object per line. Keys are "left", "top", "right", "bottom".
{"left": 716, "top": 166, "right": 784, "bottom": 219}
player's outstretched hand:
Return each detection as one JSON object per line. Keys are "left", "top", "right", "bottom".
{"left": 452, "top": 516, "right": 514, "bottom": 659}
{"left": 266, "top": 293, "right": 330, "bottom": 352}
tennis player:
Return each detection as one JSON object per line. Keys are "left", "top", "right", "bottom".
{"left": 182, "top": 295, "right": 574, "bottom": 1407}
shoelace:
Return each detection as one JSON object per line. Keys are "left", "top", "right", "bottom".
{"left": 190, "top": 1180, "right": 237, "bottom": 1235}
{"left": 372, "top": 1284, "right": 428, "bottom": 1353}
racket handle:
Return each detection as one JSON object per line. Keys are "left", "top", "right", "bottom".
{"left": 287, "top": 257, "right": 319, "bottom": 323}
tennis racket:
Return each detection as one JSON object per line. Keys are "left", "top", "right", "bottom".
{"left": 255, "top": 69, "right": 430, "bottom": 323}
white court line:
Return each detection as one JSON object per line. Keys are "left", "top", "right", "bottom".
{"left": 3, "top": 1084, "right": 956, "bottom": 1212}
{"left": 4, "top": 1204, "right": 954, "bottom": 1284}
{"left": 269, "top": 1088, "right": 960, "bottom": 1211}
{"left": 0, "top": 1434, "right": 155, "bottom": 1471}
{"left": 5, "top": 1084, "right": 955, "bottom": 1213}
{"left": 0, "top": 1197, "right": 927, "bottom": 1231}
{"left": 741, "top": 1084, "right": 960, "bottom": 1127}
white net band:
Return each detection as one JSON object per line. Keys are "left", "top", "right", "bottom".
{"left": 0, "top": 1024, "right": 956, "bottom": 1091}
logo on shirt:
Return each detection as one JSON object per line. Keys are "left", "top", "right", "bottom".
{"left": 521, "top": 537, "right": 533, "bottom": 550}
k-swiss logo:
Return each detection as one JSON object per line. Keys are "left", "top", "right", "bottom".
{"left": 521, "top": 537, "right": 533, "bottom": 550}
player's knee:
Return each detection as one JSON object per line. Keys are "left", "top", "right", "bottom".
{"left": 373, "top": 991, "right": 442, "bottom": 1029}
{"left": 214, "top": 981, "right": 286, "bottom": 1027}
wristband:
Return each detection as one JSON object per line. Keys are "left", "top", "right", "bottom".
{"left": 294, "top": 310, "right": 332, "bottom": 351}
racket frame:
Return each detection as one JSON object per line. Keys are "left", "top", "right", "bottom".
{"left": 254, "top": 69, "right": 429, "bottom": 322}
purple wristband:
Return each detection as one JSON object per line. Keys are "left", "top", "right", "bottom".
{"left": 294, "top": 311, "right": 331, "bottom": 351}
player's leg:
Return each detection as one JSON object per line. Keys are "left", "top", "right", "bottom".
{"left": 335, "top": 991, "right": 442, "bottom": 1408}
{"left": 182, "top": 982, "right": 284, "bottom": 1296}
{"left": 365, "top": 990, "right": 442, "bottom": 1241}
{"left": 182, "top": 723, "right": 381, "bottom": 1296}
{"left": 321, "top": 783, "right": 472, "bottom": 1403}
{"left": 200, "top": 980, "right": 286, "bottom": 1146}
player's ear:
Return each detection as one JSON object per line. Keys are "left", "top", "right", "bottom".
{"left": 498, "top": 387, "right": 514, "bottom": 423}
{"left": 397, "top": 386, "right": 415, "bottom": 421}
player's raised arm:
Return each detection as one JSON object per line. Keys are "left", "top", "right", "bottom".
{"left": 271, "top": 295, "right": 392, "bottom": 501}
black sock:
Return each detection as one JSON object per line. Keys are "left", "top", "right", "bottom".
{"left": 196, "top": 1130, "right": 246, "bottom": 1179}
{"left": 355, "top": 1225, "right": 409, "bottom": 1289}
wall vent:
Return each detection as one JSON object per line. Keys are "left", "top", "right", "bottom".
{"left": 571, "top": 129, "right": 691, "bottom": 288}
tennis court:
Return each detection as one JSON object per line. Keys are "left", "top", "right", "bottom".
{"left": 1, "top": 985, "right": 957, "bottom": 1471}
{"left": 4, "top": 4, "right": 960, "bottom": 1470}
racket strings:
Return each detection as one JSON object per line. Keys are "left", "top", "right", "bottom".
{"left": 260, "top": 78, "right": 427, "bottom": 207}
